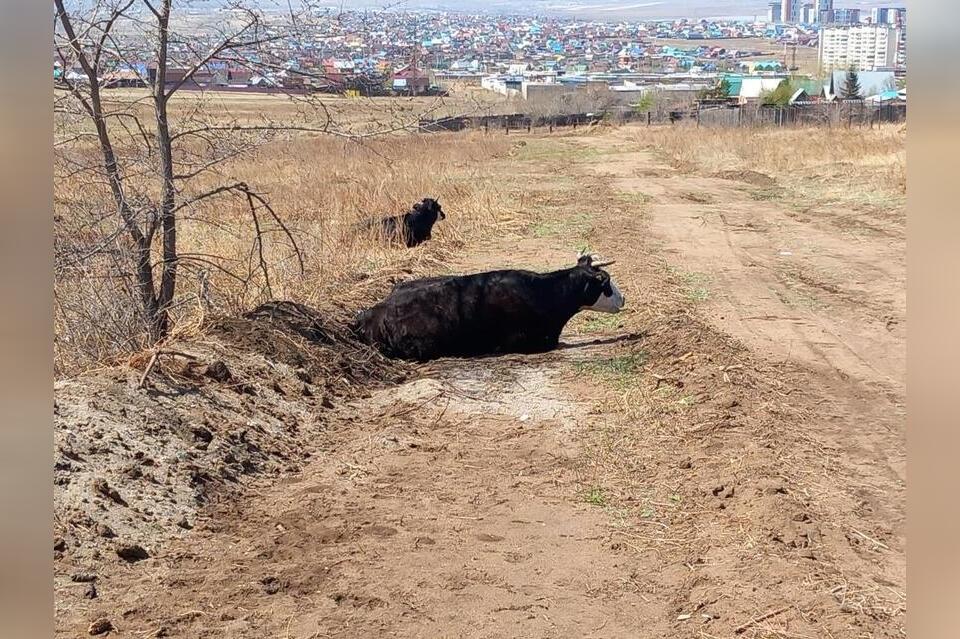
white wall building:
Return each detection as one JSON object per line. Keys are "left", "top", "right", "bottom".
{"left": 818, "top": 24, "right": 902, "bottom": 71}
{"left": 481, "top": 74, "right": 521, "bottom": 97}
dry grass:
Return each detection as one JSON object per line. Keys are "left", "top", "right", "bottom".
{"left": 96, "top": 86, "right": 515, "bottom": 134}
{"left": 54, "top": 129, "right": 516, "bottom": 377}
{"left": 628, "top": 124, "right": 906, "bottom": 209}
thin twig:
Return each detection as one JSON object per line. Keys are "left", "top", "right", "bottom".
{"left": 137, "top": 351, "right": 159, "bottom": 388}
{"left": 850, "top": 528, "right": 890, "bottom": 551}
{"left": 734, "top": 605, "right": 792, "bottom": 634}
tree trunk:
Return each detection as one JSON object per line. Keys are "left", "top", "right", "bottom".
{"left": 153, "top": 0, "right": 176, "bottom": 337}
{"left": 55, "top": 0, "right": 165, "bottom": 338}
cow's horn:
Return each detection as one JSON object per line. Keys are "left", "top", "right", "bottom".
{"left": 592, "top": 258, "right": 616, "bottom": 268}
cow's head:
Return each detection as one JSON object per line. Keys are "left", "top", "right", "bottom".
{"left": 575, "top": 253, "right": 625, "bottom": 314}
{"left": 414, "top": 197, "right": 445, "bottom": 220}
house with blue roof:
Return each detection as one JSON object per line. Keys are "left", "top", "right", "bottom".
{"left": 865, "top": 89, "right": 905, "bottom": 102}
{"left": 824, "top": 70, "right": 896, "bottom": 100}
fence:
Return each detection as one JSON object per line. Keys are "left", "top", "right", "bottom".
{"left": 418, "top": 100, "right": 906, "bottom": 134}
{"left": 671, "top": 100, "right": 906, "bottom": 129}
{"left": 418, "top": 112, "right": 601, "bottom": 133}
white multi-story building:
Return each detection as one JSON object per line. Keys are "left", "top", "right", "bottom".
{"left": 818, "top": 24, "right": 902, "bottom": 70}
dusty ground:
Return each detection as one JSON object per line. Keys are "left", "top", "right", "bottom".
{"left": 55, "top": 126, "right": 905, "bottom": 637}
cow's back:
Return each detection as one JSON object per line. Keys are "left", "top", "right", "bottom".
{"left": 360, "top": 270, "right": 555, "bottom": 359}
{"left": 359, "top": 277, "right": 466, "bottom": 359}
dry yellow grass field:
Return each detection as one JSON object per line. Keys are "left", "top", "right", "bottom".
{"left": 629, "top": 124, "right": 906, "bottom": 207}
{"left": 96, "top": 86, "right": 514, "bottom": 134}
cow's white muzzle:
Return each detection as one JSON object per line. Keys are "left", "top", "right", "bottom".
{"left": 584, "top": 281, "right": 624, "bottom": 314}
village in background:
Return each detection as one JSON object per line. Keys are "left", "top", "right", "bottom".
{"left": 54, "top": 1, "right": 907, "bottom": 129}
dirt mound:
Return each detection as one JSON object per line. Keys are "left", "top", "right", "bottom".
{"left": 712, "top": 169, "right": 777, "bottom": 186}
{"left": 212, "top": 301, "right": 399, "bottom": 394}
{"left": 54, "top": 302, "right": 405, "bottom": 575}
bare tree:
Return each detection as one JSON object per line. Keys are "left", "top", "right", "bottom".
{"left": 55, "top": 0, "right": 307, "bottom": 342}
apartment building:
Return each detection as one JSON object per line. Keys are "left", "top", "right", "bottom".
{"left": 774, "top": 0, "right": 831, "bottom": 24}
{"left": 818, "top": 24, "right": 902, "bottom": 71}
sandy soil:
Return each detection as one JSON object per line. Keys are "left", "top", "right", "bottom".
{"left": 55, "top": 127, "right": 905, "bottom": 638}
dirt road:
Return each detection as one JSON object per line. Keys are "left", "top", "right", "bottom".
{"left": 56, "top": 128, "right": 905, "bottom": 638}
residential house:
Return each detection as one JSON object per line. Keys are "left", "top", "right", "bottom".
{"left": 823, "top": 69, "right": 895, "bottom": 99}
{"left": 392, "top": 64, "right": 430, "bottom": 95}
{"left": 736, "top": 75, "right": 791, "bottom": 103}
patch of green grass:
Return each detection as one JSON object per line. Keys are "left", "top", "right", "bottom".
{"left": 532, "top": 220, "right": 561, "bottom": 238}
{"left": 584, "top": 486, "right": 607, "bottom": 507}
{"left": 678, "top": 191, "right": 715, "bottom": 204}
{"left": 673, "top": 270, "right": 711, "bottom": 303}
{"left": 750, "top": 187, "right": 784, "bottom": 201}
{"left": 518, "top": 140, "right": 606, "bottom": 163}
{"left": 773, "top": 283, "right": 825, "bottom": 311}
{"left": 615, "top": 191, "right": 653, "bottom": 206}
{"left": 574, "top": 353, "right": 646, "bottom": 388}
{"left": 580, "top": 314, "right": 623, "bottom": 333}
{"left": 530, "top": 213, "right": 591, "bottom": 240}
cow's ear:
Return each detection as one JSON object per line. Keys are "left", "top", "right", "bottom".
{"left": 577, "top": 254, "right": 592, "bottom": 267}
{"left": 412, "top": 201, "right": 423, "bottom": 211}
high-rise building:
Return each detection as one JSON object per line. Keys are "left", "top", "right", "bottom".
{"left": 831, "top": 8, "right": 862, "bottom": 25}
{"left": 768, "top": 2, "right": 782, "bottom": 22}
{"left": 892, "top": 7, "right": 907, "bottom": 27}
{"left": 871, "top": 8, "right": 891, "bottom": 24}
{"left": 818, "top": 24, "right": 902, "bottom": 70}
{"left": 786, "top": 0, "right": 830, "bottom": 24}
{"left": 893, "top": 9, "right": 906, "bottom": 67}
{"left": 816, "top": 0, "right": 835, "bottom": 24}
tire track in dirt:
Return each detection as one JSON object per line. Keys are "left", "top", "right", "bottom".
{"left": 563, "top": 129, "right": 905, "bottom": 635}
{"left": 572, "top": 133, "right": 905, "bottom": 395}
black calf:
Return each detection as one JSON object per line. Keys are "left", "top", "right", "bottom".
{"left": 367, "top": 198, "right": 445, "bottom": 248}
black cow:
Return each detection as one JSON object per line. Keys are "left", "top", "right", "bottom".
{"left": 353, "top": 255, "right": 625, "bottom": 361}
{"left": 366, "top": 198, "right": 445, "bottom": 248}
